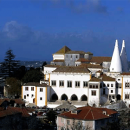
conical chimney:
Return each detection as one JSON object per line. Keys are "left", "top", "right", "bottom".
{"left": 110, "top": 40, "right": 122, "bottom": 73}
{"left": 120, "top": 40, "right": 129, "bottom": 72}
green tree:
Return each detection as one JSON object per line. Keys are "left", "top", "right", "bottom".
{"left": 5, "top": 77, "right": 21, "bottom": 97}
{"left": 1, "top": 49, "right": 19, "bottom": 77}
{"left": 22, "top": 69, "right": 43, "bottom": 83}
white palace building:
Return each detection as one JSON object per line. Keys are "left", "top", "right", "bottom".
{"left": 22, "top": 40, "right": 130, "bottom": 108}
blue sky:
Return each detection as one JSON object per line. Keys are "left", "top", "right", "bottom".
{"left": 0, "top": 0, "right": 130, "bottom": 61}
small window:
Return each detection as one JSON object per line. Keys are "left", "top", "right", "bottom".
{"left": 83, "top": 81, "right": 88, "bottom": 87}
{"left": 67, "top": 120, "right": 70, "bottom": 125}
{"left": 32, "top": 94, "right": 34, "bottom": 97}
{"left": 125, "top": 94, "right": 129, "bottom": 99}
{"left": 92, "top": 90, "right": 96, "bottom": 96}
{"left": 89, "top": 85, "right": 92, "bottom": 88}
{"left": 59, "top": 81, "right": 64, "bottom": 87}
{"left": 75, "top": 81, "right": 80, "bottom": 88}
{"left": 31, "top": 87, "right": 34, "bottom": 91}
{"left": 40, "top": 97, "right": 42, "bottom": 100}
{"left": 96, "top": 85, "right": 98, "bottom": 88}
{"left": 107, "top": 84, "right": 109, "bottom": 87}
{"left": 112, "top": 95, "right": 115, "bottom": 99}
{"left": 76, "top": 55, "right": 78, "bottom": 58}
{"left": 27, "top": 94, "right": 29, "bottom": 97}
{"left": 24, "top": 95, "right": 26, "bottom": 99}
{"left": 111, "top": 90, "right": 113, "bottom": 93}
{"left": 40, "top": 88, "right": 43, "bottom": 92}
{"left": 25, "top": 87, "right": 28, "bottom": 91}
{"left": 118, "top": 79, "right": 120, "bottom": 81}
{"left": 67, "top": 81, "right": 72, "bottom": 87}
{"left": 111, "top": 84, "right": 113, "bottom": 87}
{"left": 51, "top": 80, "right": 56, "bottom": 86}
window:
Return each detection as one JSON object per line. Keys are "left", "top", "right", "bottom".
{"left": 125, "top": 94, "right": 129, "bottom": 99}
{"left": 118, "top": 79, "right": 120, "bottom": 81}
{"left": 67, "top": 120, "right": 70, "bottom": 125}
{"left": 75, "top": 81, "right": 80, "bottom": 88}
{"left": 112, "top": 95, "right": 115, "bottom": 99}
{"left": 125, "top": 82, "right": 130, "bottom": 88}
{"left": 67, "top": 81, "right": 72, "bottom": 87}
{"left": 25, "top": 87, "right": 28, "bottom": 91}
{"left": 76, "top": 55, "right": 78, "bottom": 58}
{"left": 111, "top": 90, "right": 113, "bottom": 93}
{"left": 96, "top": 85, "right": 98, "bottom": 88}
{"left": 24, "top": 95, "right": 26, "bottom": 99}
{"left": 89, "top": 85, "right": 92, "bottom": 88}
{"left": 83, "top": 81, "right": 88, "bottom": 87}
{"left": 51, "top": 80, "right": 56, "bottom": 86}
{"left": 40, "top": 88, "right": 43, "bottom": 92}
{"left": 27, "top": 94, "right": 29, "bottom": 97}
{"left": 31, "top": 87, "right": 34, "bottom": 91}
{"left": 59, "top": 81, "right": 64, "bottom": 87}
{"left": 107, "top": 84, "right": 109, "bottom": 87}
{"left": 32, "top": 94, "right": 34, "bottom": 97}
{"left": 92, "top": 90, "right": 96, "bottom": 96}
{"left": 111, "top": 84, "right": 113, "bottom": 87}
{"left": 40, "top": 97, "right": 42, "bottom": 100}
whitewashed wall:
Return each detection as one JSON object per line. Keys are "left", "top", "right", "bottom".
{"left": 53, "top": 54, "right": 64, "bottom": 60}
{"left": 50, "top": 73, "right": 91, "bottom": 101}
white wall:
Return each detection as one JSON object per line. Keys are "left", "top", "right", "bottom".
{"left": 49, "top": 73, "right": 91, "bottom": 101}
{"left": 37, "top": 87, "right": 46, "bottom": 107}
{"left": 53, "top": 54, "right": 64, "bottom": 60}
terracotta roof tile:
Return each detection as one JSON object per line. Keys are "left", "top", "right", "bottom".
{"left": 66, "top": 51, "right": 86, "bottom": 54}
{"left": 121, "top": 72, "right": 130, "bottom": 75}
{"left": 89, "top": 77, "right": 101, "bottom": 82}
{"left": 79, "top": 64, "right": 103, "bottom": 69}
{"left": 58, "top": 106, "right": 117, "bottom": 121}
{"left": 53, "top": 66, "right": 90, "bottom": 73}
{"left": 23, "top": 82, "right": 48, "bottom": 87}
{"left": 12, "top": 99, "right": 25, "bottom": 105}
{"left": 100, "top": 74, "right": 115, "bottom": 81}
{"left": 55, "top": 46, "right": 71, "bottom": 54}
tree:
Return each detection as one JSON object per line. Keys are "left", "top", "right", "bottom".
{"left": 1, "top": 49, "right": 19, "bottom": 77}
{"left": 5, "top": 77, "right": 21, "bottom": 97}
{"left": 22, "top": 69, "right": 43, "bottom": 83}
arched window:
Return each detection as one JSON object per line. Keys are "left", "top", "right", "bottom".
{"left": 71, "top": 94, "right": 78, "bottom": 101}
{"left": 81, "top": 95, "right": 87, "bottom": 101}
{"left": 61, "top": 94, "right": 68, "bottom": 101}
{"left": 51, "top": 93, "right": 58, "bottom": 101}
{"left": 116, "top": 94, "right": 121, "bottom": 100}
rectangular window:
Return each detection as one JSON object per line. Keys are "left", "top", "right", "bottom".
{"left": 31, "top": 87, "right": 34, "bottom": 91}
{"left": 27, "top": 94, "right": 29, "bottom": 97}
{"left": 111, "top": 90, "right": 113, "bottom": 93}
{"left": 40, "top": 88, "right": 43, "bottom": 92}
{"left": 59, "top": 81, "right": 64, "bottom": 87}
{"left": 112, "top": 95, "right": 115, "bottom": 99}
{"left": 40, "top": 97, "right": 42, "bottom": 100}
{"left": 67, "top": 120, "right": 70, "bottom": 125}
{"left": 76, "top": 55, "right": 78, "bottom": 58}
{"left": 67, "top": 81, "right": 72, "bottom": 87}
{"left": 111, "top": 84, "right": 113, "bottom": 87}
{"left": 32, "top": 94, "right": 34, "bottom": 97}
{"left": 83, "top": 81, "right": 88, "bottom": 87}
{"left": 24, "top": 95, "right": 26, "bottom": 99}
{"left": 125, "top": 83, "right": 130, "bottom": 88}
{"left": 51, "top": 80, "right": 56, "bottom": 86}
{"left": 125, "top": 94, "right": 129, "bottom": 99}
{"left": 107, "top": 84, "right": 109, "bottom": 87}
{"left": 75, "top": 81, "right": 80, "bottom": 88}
{"left": 25, "top": 87, "right": 28, "bottom": 91}
{"left": 96, "top": 85, "right": 98, "bottom": 88}
{"left": 91, "top": 90, "right": 96, "bottom": 96}
{"left": 89, "top": 85, "right": 92, "bottom": 88}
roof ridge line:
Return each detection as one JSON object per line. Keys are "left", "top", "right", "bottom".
{"left": 91, "top": 110, "right": 94, "bottom": 120}
{"left": 83, "top": 108, "right": 91, "bottom": 120}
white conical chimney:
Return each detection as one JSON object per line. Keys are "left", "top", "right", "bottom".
{"left": 110, "top": 40, "right": 122, "bottom": 73}
{"left": 120, "top": 40, "right": 129, "bottom": 72}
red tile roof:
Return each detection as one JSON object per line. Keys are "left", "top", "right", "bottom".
{"left": 121, "top": 72, "right": 130, "bottom": 75}
{"left": 58, "top": 106, "right": 117, "bottom": 121}
{"left": 0, "top": 99, "right": 10, "bottom": 105}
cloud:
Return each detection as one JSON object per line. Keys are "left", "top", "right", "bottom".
{"left": 0, "top": 21, "right": 126, "bottom": 61}
{"left": 30, "top": 0, "right": 107, "bottom": 14}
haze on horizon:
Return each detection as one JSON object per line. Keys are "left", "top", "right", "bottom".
{"left": 0, "top": 0, "right": 130, "bottom": 61}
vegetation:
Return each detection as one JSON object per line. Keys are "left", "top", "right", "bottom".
{"left": 5, "top": 77, "right": 21, "bottom": 97}
{"left": 1, "top": 49, "right": 19, "bottom": 77}
{"left": 22, "top": 69, "right": 43, "bottom": 83}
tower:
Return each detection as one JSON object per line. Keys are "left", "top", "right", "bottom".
{"left": 120, "top": 40, "right": 129, "bottom": 72}
{"left": 110, "top": 40, "right": 122, "bottom": 73}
